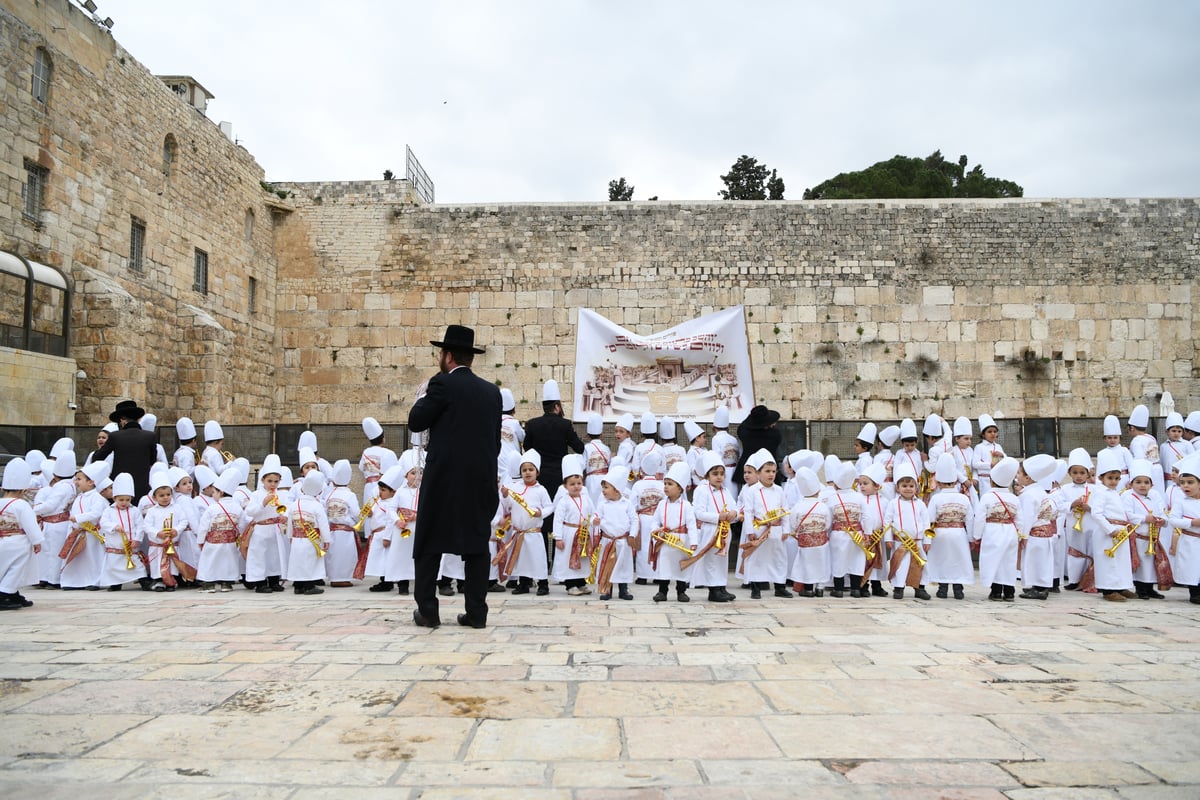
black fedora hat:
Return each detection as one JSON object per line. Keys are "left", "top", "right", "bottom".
{"left": 740, "top": 404, "right": 780, "bottom": 430}
{"left": 109, "top": 399, "right": 146, "bottom": 423}
{"left": 430, "top": 324, "right": 485, "bottom": 354}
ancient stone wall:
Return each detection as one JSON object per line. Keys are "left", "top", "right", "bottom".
{"left": 273, "top": 193, "right": 1200, "bottom": 423}
{"left": 0, "top": 346, "right": 76, "bottom": 425}
{"left": 0, "top": 0, "right": 280, "bottom": 427}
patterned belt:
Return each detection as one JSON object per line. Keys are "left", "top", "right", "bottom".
{"left": 1028, "top": 523, "right": 1056, "bottom": 538}
{"left": 935, "top": 522, "right": 966, "bottom": 529}
{"left": 41, "top": 511, "right": 70, "bottom": 524}
{"left": 831, "top": 522, "right": 858, "bottom": 532}
{"left": 206, "top": 529, "right": 238, "bottom": 545}
{"left": 365, "top": 476, "right": 381, "bottom": 483}
{"left": 330, "top": 524, "right": 355, "bottom": 532}
{"left": 0, "top": 528, "right": 25, "bottom": 538}
{"left": 104, "top": 546, "right": 126, "bottom": 555}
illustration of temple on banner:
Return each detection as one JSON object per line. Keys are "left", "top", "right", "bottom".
{"left": 573, "top": 307, "right": 755, "bottom": 423}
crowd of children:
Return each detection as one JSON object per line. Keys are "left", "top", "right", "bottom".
{"left": 3, "top": 394, "right": 1200, "bottom": 611}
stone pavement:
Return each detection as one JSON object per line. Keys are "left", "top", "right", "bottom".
{"left": 1, "top": 581, "right": 1199, "bottom": 799}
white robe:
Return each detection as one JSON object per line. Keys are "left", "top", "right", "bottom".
{"left": 383, "top": 486, "right": 418, "bottom": 582}
{"left": 0, "top": 497, "right": 42, "bottom": 593}
{"left": 691, "top": 482, "right": 737, "bottom": 588}
{"left": 924, "top": 489, "right": 976, "bottom": 585}
{"left": 739, "top": 483, "right": 788, "bottom": 583}
{"left": 973, "top": 489, "right": 1019, "bottom": 587}
{"left": 1090, "top": 485, "right": 1133, "bottom": 591}
{"left": 501, "top": 481, "right": 552, "bottom": 580}
{"left": 285, "top": 495, "right": 330, "bottom": 582}
{"left": 648, "top": 496, "right": 697, "bottom": 583}
{"left": 787, "top": 496, "right": 832, "bottom": 586}
{"left": 97, "top": 504, "right": 145, "bottom": 587}
{"left": 196, "top": 497, "right": 245, "bottom": 583}
{"left": 551, "top": 492, "right": 594, "bottom": 583}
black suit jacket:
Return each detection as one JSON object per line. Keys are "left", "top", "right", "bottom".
{"left": 408, "top": 366, "right": 502, "bottom": 557}
{"left": 522, "top": 412, "right": 585, "bottom": 492}
{"left": 93, "top": 422, "right": 159, "bottom": 499}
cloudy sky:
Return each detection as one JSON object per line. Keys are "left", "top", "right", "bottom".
{"left": 97, "top": 0, "right": 1199, "bottom": 203}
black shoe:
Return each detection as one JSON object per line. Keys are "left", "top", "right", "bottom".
{"left": 774, "top": 587, "right": 793, "bottom": 598}
{"left": 707, "top": 589, "right": 730, "bottom": 603}
{"left": 799, "top": 589, "right": 814, "bottom": 598}
{"left": 953, "top": 585, "right": 965, "bottom": 600}
{"left": 893, "top": 588, "right": 904, "bottom": 600}
{"left": 914, "top": 588, "right": 932, "bottom": 600}
{"left": 829, "top": 590, "right": 843, "bottom": 598}
{"left": 936, "top": 586, "right": 948, "bottom": 599}
{"left": 989, "top": 593, "right": 1003, "bottom": 601}
{"left": 599, "top": 593, "right": 612, "bottom": 600}
{"left": 813, "top": 588, "right": 823, "bottom": 598}
{"left": 14, "top": 594, "right": 33, "bottom": 608}
{"left": 396, "top": 585, "right": 410, "bottom": 596}
{"left": 677, "top": 591, "right": 690, "bottom": 603}
{"left": 438, "top": 585, "right": 455, "bottom": 597}
{"left": 1020, "top": 588, "right": 1041, "bottom": 599}
{"left": 1064, "top": 582, "right": 1080, "bottom": 591}
{"left": 619, "top": 590, "right": 634, "bottom": 600}
{"left": 750, "top": 588, "right": 762, "bottom": 599}
{"left": 413, "top": 609, "right": 440, "bottom": 628}
{"left": 369, "top": 581, "right": 394, "bottom": 593}
{"left": 871, "top": 583, "right": 888, "bottom": 597}
{"left": 255, "top": 584, "right": 273, "bottom": 594}
{"left": 505, "top": 580, "right": 518, "bottom": 589}
{"left": 35, "top": 581, "right": 49, "bottom": 590}
{"left": 849, "top": 589, "right": 863, "bottom": 598}
{"left": 457, "top": 613, "right": 486, "bottom": 629}
{"left": 536, "top": 583, "right": 549, "bottom": 596}
{"left": 635, "top": 578, "right": 649, "bottom": 585}
{"left": 511, "top": 585, "right": 530, "bottom": 595}
{"left": 107, "top": 585, "right": 122, "bottom": 592}
{"left": 719, "top": 589, "right": 737, "bottom": 601}
{"left": 653, "top": 591, "right": 668, "bottom": 602}
{"left": 1145, "top": 589, "right": 1165, "bottom": 599}
{"left": 487, "top": 582, "right": 506, "bottom": 593}
{"left": 299, "top": 586, "right": 324, "bottom": 595}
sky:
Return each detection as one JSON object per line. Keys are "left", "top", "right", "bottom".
{"left": 93, "top": 0, "right": 1200, "bottom": 204}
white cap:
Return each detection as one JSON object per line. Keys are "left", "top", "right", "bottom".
{"left": 922, "top": 414, "right": 942, "bottom": 438}
{"left": 139, "top": 413, "right": 158, "bottom": 433}
{"left": 380, "top": 464, "right": 406, "bottom": 490}
{"left": 658, "top": 417, "right": 676, "bottom": 440}
{"left": 562, "top": 454, "right": 585, "bottom": 481}
{"left": 587, "top": 414, "right": 604, "bottom": 436}
{"left": 204, "top": 420, "right": 224, "bottom": 441}
{"left": 1054, "top": 459, "right": 1069, "bottom": 485}
{"left": 1177, "top": 453, "right": 1200, "bottom": 480}
{"left": 53, "top": 450, "right": 78, "bottom": 479}
{"left": 149, "top": 462, "right": 168, "bottom": 482}
{"left": 214, "top": 469, "right": 241, "bottom": 497}
{"left": 103, "top": 422, "right": 119, "bottom": 434}
{"left": 1128, "top": 404, "right": 1150, "bottom": 429}
{"left": 278, "top": 466, "right": 294, "bottom": 489}
{"left": 23, "top": 449, "right": 45, "bottom": 475}
{"left": 616, "top": 413, "right": 635, "bottom": 433}
{"left": 641, "top": 449, "right": 665, "bottom": 477}
{"left": 194, "top": 465, "right": 217, "bottom": 491}
{"left": 746, "top": 448, "right": 775, "bottom": 471}
{"left": 861, "top": 463, "right": 888, "bottom": 487}
{"left": 167, "top": 466, "right": 188, "bottom": 488}
{"left": 1068, "top": 448, "right": 1093, "bottom": 470}
{"left": 1186, "top": 411, "right": 1200, "bottom": 434}
{"left": 833, "top": 463, "right": 858, "bottom": 490}
{"left": 50, "top": 437, "right": 74, "bottom": 457}
{"left": 317, "top": 457, "right": 332, "bottom": 479}
{"left": 399, "top": 450, "right": 421, "bottom": 476}
{"left": 683, "top": 420, "right": 704, "bottom": 443}
{"left": 500, "top": 388, "right": 515, "bottom": 412}
{"left": 713, "top": 407, "right": 730, "bottom": 428}
{"left": 856, "top": 422, "right": 877, "bottom": 444}
{"left": 978, "top": 414, "right": 998, "bottom": 432}
{"left": 81, "top": 460, "right": 110, "bottom": 484}
{"left": 990, "top": 457, "right": 1019, "bottom": 489}
{"left": 150, "top": 470, "right": 173, "bottom": 494}
{"left": 1024, "top": 454, "right": 1057, "bottom": 488}
{"left": 794, "top": 467, "right": 822, "bottom": 498}
{"left": 640, "top": 412, "right": 657, "bottom": 436}
{"left": 878, "top": 426, "right": 900, "bottom": 448}
{"left": 1103, "top": 415, "right": 1121, "bottom": 437}
{"left": 953, "top": 416, "right": 972, "bottom": 438}
{"left": 664, "top": 462, "right": 691, "bottom": 488}
{"left": 362, "top": 417, "right": 383, "bottom": 440}
{"left": 542, "top": 379, "right": 561, "bottom": 403}
{"left": 95, "top": 476, "right": 112, "bottom": 494}
{"left": 1166, "top": 411, "right": 1185, "bottom": 430}
{"left": 2, "top": 458, "right": 31, "bottom": 492}
{"left": 331, "top": 459, "right": 352, "bottom": 486}
{"left": 176, "top": 417, "right": 196, "bottom": 440}
{"left": 1130, "top": 458, "right": 1154, "bottom": 481}
{"left": 297, "top": 447, "right": 317, "bottom": 468}
{"left": 233, "top": 457, "right": 250, "bottom": 485}
{"left": 893, "top": 461, "right": 918, "bottom": 485}
{"left": 298, "top": 430, "right": 318, "bottom": 451}
{"left": 601, "top": 465, "right": 629, "bottom": 489}
{"left": 700, "top": 451, "right": 724, "bottom": 476}
{"left": 934, "top": 452, "right": 958, "bottom": 484}
{"left": 1096, "top": 448, "right": 1123, "bottom": 475}
{"left": 300, "top": 470, "right": 325, "bottom": 498}
{"left": 519, "top": 449, "right": 542, "bottom": 473}
{"left": 899, "top": 418, "right": 918, "bottom": 440}
{"left": 260, "top": 454, "right": 283, "bottom": 477}
{"left": 823, "top": 454, "right": 841, "bottom": 482}
{"left": 111, "top": 472, "right": 135, "bottom": 498}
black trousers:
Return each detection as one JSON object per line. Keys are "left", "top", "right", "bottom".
{"left": 415, "top": 548, "right": 490, "bottom": 625}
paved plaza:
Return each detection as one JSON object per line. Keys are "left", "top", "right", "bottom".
{"left": 1, "top": 581, "right": 1199, "bottom": 799}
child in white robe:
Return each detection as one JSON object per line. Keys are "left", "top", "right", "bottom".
{"left": 324, "top": 459, "right": 360, "bottom": 586}
{"left": 552, "top": 455, "right": 594, "bottom": 595}
{"left": 97, "top": 473, "right": 144, "bottom": 589}
{"left": 649, "top": 463, "right": 698, "bottom": 602}
{"left": 383, "top": 454, "right": 422, "bottom": 594}
{"left": 0, "top": 459, "right": 44, "bottom": 609}
{"left": 196, "top": 469, "right": 245, "bottom": 592}
{"left": 924, "top": 453, "right": 976, "bottom": 600}
{"left": 499, "top": 450, "right": 553, "bottom": 595}
{"left": 593, "top": 466, "right": 638, "bottom": 600}
{"left": 787, "top": 467, "right": 832, "bottom": 597}
{"left": 691, "top": 453, "right": 739, "bottom": 602}
{"left": 286, "top": 471, "right": 330, "bottom": 595}
{"left": 739, "top": 449, "right": 791, "bottom": 599}
{"left": 973, "top": 458, "right": 1021, "bottom": 601}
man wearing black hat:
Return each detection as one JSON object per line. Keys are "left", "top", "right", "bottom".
{"left": 92, "top": 400, "right": 159, "bottom": 501}
{"left": 733, "top": 405, "right": 783, "bottom": 488}
{"left": 408, "top": 325, "right": 503, "bottom": 629}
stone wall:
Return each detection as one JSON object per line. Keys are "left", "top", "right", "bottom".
{"left": 273, "top": 194, "right": 1200, "bottom": 423}
{"left": 0, "top": 346, "right": 77, "bottom": 425}
{"left": 0, "top": 0, "right": 280, "bottom": 427}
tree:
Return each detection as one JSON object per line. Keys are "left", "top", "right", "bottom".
{"left": 719, "top": 155, "right": 781, "bottom": 200}
{"left": 608, "top": 177, "right": 634, "bottom": 201}
{"left": 803, "top": 150, "right": 1022, "bottom": 200}
{"left": 766, "top": 169, "right": 785, "bottom": 200}
{"left": 383, "top": 169, "right": 395, "bottom": 180}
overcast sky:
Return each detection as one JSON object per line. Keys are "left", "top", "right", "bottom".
{"left": 96, "top": 0, "right": 1200, "bottom": 203}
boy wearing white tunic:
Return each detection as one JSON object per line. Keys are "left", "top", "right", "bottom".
{"left": 827, "top": 462, "right": 868, "bottom": 598}
{"left": 632, "top": 450, "right": 667, "bottom": 584}
{"left": 613, "top": 413, "right": 636, "bottom": 471}
{"left": 383, "top": 453, "right": 421, "bottom": 595}
{"left": 1091, "top": 449, "right": 1136, "bottom": 602}
{"left": 500, "top": 450, "right": 554, "bottom": 595}
{"left": 498, "top": 388, "right": 525, "bottom": 476}
{"left": 1100, "top": 415, "right": 1133, "bottom": 491}
{"left": 710, "top": 407, "right": 741, "bottom": 476}
{"left": 0, "top": 459, "right": 44, "bottom": 609}
{"left": 201, "top": 420, "right": 228, "bottom": 476}
{"left": 325, "top": 460, "right": 360, "bottom": 587}
{"left": 173, "top": 417, "right": 198, "bottom": 482}
{"left": 196, "top": 469, "right": 245, "bottom": 592}
{"left": 856, "top": 463, "right": 890, "bottom": 597}
{"left": 552, "top": 454, "right": 594, "bottom": 595}
{"left": 365, "top": 464, "right": 404, "bottom": 592}
{"left": 144, "top": 471, "right": 194, "bottom": 591}
{"left": 1127, "top": 405, "right": 1164, "bottom": 494}
{"left": 241, "top": 455, "right": 287, "bottom": 593}
{"left": 691, "top": 452, "right": 739, "bottom": 602}
{"left": 358, "top": 417, "right": 398, "bottom": 505}
{"left": 1014, "top": 454, "right": 1059, "bottom": 600}
{"left": 583, "top": 414, "right": 612, "bottom": 508}
{"left": 33, "top": 450, "right": 77, "bottom": 589}
{"left": 885, "top": 463, "right": 931, "bottom": 600}
{"left": 973, "top": 457, "right": 1021, "bottom": 601}
{"left": 650, "top": 463, "right": 698, "bottom": 602}
{"left": 925, "top": 453, "right": 975, "bottom": 600}
{"left": 787, "top": 467, "right": 832, "bottom": 598}
{"left": 739, "top": 449, "right": 791, "bottom": 599}
{"left": 593, "top": 466, "right": 638, "bottom": 600}
{"left": 684, "top": 421, "right": 709, "bottom": 492}
{"left": 1124, "top": 459, "right": 1168, "bottom": 599}
{"left": 61, "top": 460, "right": 109, "bottom": 590}
{"left": 972, "top": 414, "right": 1006, "bottom": 494}
{"left": 631, "top": 413, "right": 659, "bottom": 480}
{"left": 97, "top": 473, "right": 145, "bottom": 590}
{"left": 660, "top": 418, "right": 687, "bottom": 477}
{"left": 1159, "top": 412, "right": 1193, "bottom": 488}
{"left": 1165, "top": 452, "right": 1200, "bottom": 604}
{"left": 874, "top": 425, "right": 900, "bottom": 501}
{"left": 287, "top": 471, "right": 331, "bottom": 595}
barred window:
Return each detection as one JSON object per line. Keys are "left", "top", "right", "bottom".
{"left": 32, "top": 48, "right": 52, "bottom": 104}
{"left": 23, "top": 160, "right": 49, "bottom": 220}
{"left": 130, "top": 217, "right": 146, "bottom": 272}
{"left": 193, "top": 248, "right": 208, "bottom": 294}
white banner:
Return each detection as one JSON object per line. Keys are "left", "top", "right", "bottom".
{"left": 572, "top": 306, "right": 755, "bottom": 423}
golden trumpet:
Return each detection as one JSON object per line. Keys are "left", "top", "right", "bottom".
{"left": 896, "top": 530, "right": 927, "bottom": 567}
{"left": 1147, "top": 521, "right": 1159, "bottom": 556}
{"left": 298, "top": 515, "right": 326, "bottom": 558}
{"left": 651, "top": 528, "right": 695, "bottom": 556}
{"left": 266, "top": 493, "right": 286, "bottom": 515}
{"left": 1104, "top": 524, "right": 1135, "bottom": 558}
{"left": 352, "top": 497, "right": 376, "bottom": 533}
{"left": 163, "top": 514, "right": 175, "bottom": 555}
{"left": 221, "top": 450, "right": 236, "bottom": 463}
{"left": 1072, "top": 508, "right": 1085, "bottom": 532}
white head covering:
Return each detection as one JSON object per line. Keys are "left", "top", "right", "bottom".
{"left": 1103, "top": 415, "right": 1121, "bottom": 437}
{"left": 102, "top": 422, "right": 119, "bottom": 434}
{"left": 899, "top": 418, "right": 918, "bottom": 440}
{"left": 95, "top": 476, "right": 113, "bottom": 494}
{"left": 297, "top": 447, "right": 318, "bottom": 468}
{"left": 149, "top": 462, "right": 168, "bottom": 483}
{"left": 616, "top": 413, "right": 635, "bottom": 433}
{"left": 214, "top": 469, "right": 241, "bottom": 497}
{"left": 298, "top": 430, "right": 318, "bottom": 451}
{"left": 934, "top": 452, "right": 958, "bottom": 484}
{"left": 260, "top": 454, "right": 282, "bottom": 478}
{"left": 1177, "top": 453, "right": 1200, "bottom": 480}
{"left": 878, "top": 426, "right": 900, "bottom": 448}
{"left": 167, "top": 466, "right": 188, "bottom": 489}
{"left": 380, "top": 464, "right": 406, "bottom": 490}
{"left": 194, "top": 465, "right": 217, "bottom": 491}
{"left": 139, "top": 413, "right": 158, "bottom": 433}
{"left": 830, "top": 463, "right": 855, "bottom": 490}
{"left": 1129, "top": 458, "right": 1154, "bottom": 481}
{"left": 1096, "top": 448, "right": 1123, "bottom": 475}
{"left": 798, "top": 450, "right": 824, "bottom": 473}
{"left": 587, "top": 414, "right": 604, "bottom": 436}
{"left": 331, "top": 459, "right": 352, "bottom": 486}
{"left": 601, "top": 464, "right": 629, "bottom": 489}
{"left": 562, "top": 454, "right": 585, "bottom": 481}
{"left": 822, "top": 454, "right": 841, "bottom": 483}
{"left": 713, "top": 406, "right": 730, "bottom": 428}
{"left": 746, "top": 448, "right": 775, "bottom": 471}
{"left": 519, "top": 449, "right": 542, "bottom": 473}
{"left": 893, "top": 461, "right": 918, "bottom": 485}
{"left": 1053, "top": 459, "right": 1068, "bottom": 485}
{"left": 1024, "top": 454, "right": 1057, "bottom": 489}
{"left": 362, "top": 417, "right": 383, "bottom": 440}
{"left": 278, "top": 466, "right": 294, "bottom": 489}
{"left": 683, "top": 420, "right": 704, "bottom": 443}
{"left": 1128, "top": 404, "right": 1150, "bottom": 429}
{"left": 1068, "top": 447, "right": 1093, "bottom": 470}
{"left": 50, "top": 437, "right": 75, "bottom": 458}
{"left": 1166, "top": 411, "right": 1185, "bottom": 430}
{"left": 953, "top": 416, "right": 972, "bottom": 438}
{"left": 990, "top": 457, "right": 1019, "bottom": 489}
{"left": 53, "top": 450, "right": 78, "bottom": 479}
{"left": 504, "top": 451, "right": 523, "bottom": 480}
{"left": 152, "top": 469, "right": 176, "bottom": 494}
{"left": 658, "top": 417, "right": 676, "bottom": 441}
{"left": 500, "top": 388, "right": 515, "bottom": 412}
{"left": 922, "top": 414, "right": 942, "bottom": 438}
{"left": 664, "top": 462, "right": 690, "bottom": 488}
{"left": 700, "top": 451, "right": 724, "bottom": 476}
{"left": 110, "top": 473, "right": 134, "bottom": 497}
{"left": 1185, "top": 411, "right": 1200, "bottom": 435}
{"left": 233, "top": 457, "right": 250, "bottom": 485}
{"left": 41, "top": 458, "right": 56, "bottom": 480}
{"left": 2, "top": 458, "right": 31, "bottom": 492}
{"left": 978, "top": 414, "right": 998, "bottom": 432}
{"left": 640, "top": 449, "right": 665, "bottom": 478}
{"left": 176, "top": 417, "right": 196, "bottom": 440}
{"left": 204, "top": 420, "right": 223, "bottom": 441}
{"left": 542, "top": 379, "right": 561, "bottom": 403}
{"left": 794, "top": 467, "right": 822, "bottom": 497}
{"left": 23, "top": 449, "right": 45, "bottom": 475}
{"left": 856, "top": 422, "right": 877, "bottom": 444}
{"left": 81, "top": 460, "right": 110, "bottom": 484}
{"left": 861, "top": 463, "right": 887, "bottom": 488}
{"left": 640, "top": 412, "right": 657, "bottom": 436}
{"left": 300, "top": 470, "right": 325, "bottom": 498}
{"left": 398, "top": 450, "right": 421, "bottom": 476}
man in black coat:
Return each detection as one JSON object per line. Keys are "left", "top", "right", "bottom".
{"left": 522, "top": 379, "right": 585, "bottom": 498}
{"left": 92, "top": 400, "right": 158, "bottom": 501}
{"left": 733, "top": 404, "right": 783, "bottom": 487}
{"left": 408, "top": 325, "right": 502, "bottom": 629}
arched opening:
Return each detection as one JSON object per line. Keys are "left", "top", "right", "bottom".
{"left": 162, "top": 133, "right": 178, "bottom": 177}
